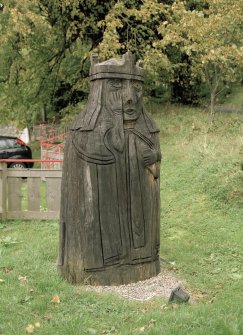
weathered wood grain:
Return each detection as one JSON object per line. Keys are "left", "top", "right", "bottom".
{"left": 0, "top": 166, "right": 61, "bottom": 220}
{"left": 8, "top": 177, "right": 22, "bottom": 211}
{"left": 0, "top": 164, "right": 7, "bottom": 219}
{"left": 58, "top": 52, "right": 162, "bottom": 285}
{"left": 46, "top": 177, "right": 61, "bottom": 211}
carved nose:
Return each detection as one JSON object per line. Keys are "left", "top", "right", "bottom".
{"left": 124, "top": 88, "right": 135, "bottom": 105}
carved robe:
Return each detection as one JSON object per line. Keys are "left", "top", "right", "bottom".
{"left": 58, "top": 102, "right": 161, "bottom": 276}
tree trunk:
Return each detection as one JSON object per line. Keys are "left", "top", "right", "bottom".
{"left": 210, "top": 90, "right": 216, "bottom": 124}
{"left": 42, "top": 104, "right": 47, "bottom": 123}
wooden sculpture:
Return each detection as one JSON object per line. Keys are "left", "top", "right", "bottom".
{"left": 58, "top": 52, "right": 161, "bottom": 285}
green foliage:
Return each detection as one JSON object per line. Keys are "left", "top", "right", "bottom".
{"left": 157, "top": 0, "right": 243, "bottom": 120}
{"left": 58, "top": 0, "right": 115, "bottom": 45}
{"left": 98, "top": 0, "right": 243, "bottom": 114}
{"left": 0, "top": 0, "right": 243, "bottom": 128}
{"left": 96, "top": 0, "right": 176, "bottom": 101}
{"left": 0, "top": 0, "right": 52, "bottom": 126}
{"left": 0, "top": 0, "right": 111, "bottom": 128}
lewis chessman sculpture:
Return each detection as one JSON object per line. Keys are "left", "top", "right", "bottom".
{"left": 58, "top": 51, "right": 162, "bottom": 285}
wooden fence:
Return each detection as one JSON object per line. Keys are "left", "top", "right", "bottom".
{"left": 0, "top": 163, "right": 62, "bottom": 220}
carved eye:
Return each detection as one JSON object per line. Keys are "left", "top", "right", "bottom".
{"left": 108, "top": 79, "right": 123, "bottom": 89}
{"left": 131, "top": 80, "right": 142, "bottom": 91}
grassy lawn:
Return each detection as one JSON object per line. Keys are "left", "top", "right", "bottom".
{"left": 1, "top": 105, "right": 243, "bottom": 335}
{"left": 223, "top": 84, "right": 243, "bottom": 108}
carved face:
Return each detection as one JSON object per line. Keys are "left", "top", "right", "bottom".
{"left": 104, "top": 78, "right": 143, "bottom": 121}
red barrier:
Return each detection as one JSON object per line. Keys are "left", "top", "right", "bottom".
{"left": 0, "top": 159, "right": 63, "bottom": 163}
{"left": 40, "top": 132, "right": 67, "bottom": 169}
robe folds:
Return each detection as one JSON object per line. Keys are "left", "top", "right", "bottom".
{"left": 58, "top": 104, "right": 161, "bottom": 280}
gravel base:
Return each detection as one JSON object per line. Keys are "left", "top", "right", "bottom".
{"left": 83, "top": 265, "right": 186, "bottom": 302}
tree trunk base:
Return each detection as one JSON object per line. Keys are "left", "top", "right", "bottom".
{"left": 58, "top": 260, "right": 160, "bottom": 286}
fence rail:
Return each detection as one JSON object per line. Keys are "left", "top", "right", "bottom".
{"left": 0, "top": 162, "right": 62, "bottom": 220}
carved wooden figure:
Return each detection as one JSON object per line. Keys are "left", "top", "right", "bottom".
{"left": 58, "top": 52, "right": 161, "bottom": 285}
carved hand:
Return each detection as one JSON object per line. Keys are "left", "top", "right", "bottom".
{"left": 107, "top": 91, "right": 124, "bottom": 152}
{"left": 107, "top": 91, "right": 123, "bottom": 116}
{"left": 143, "top": 148, "right": 159, "bottom": 166}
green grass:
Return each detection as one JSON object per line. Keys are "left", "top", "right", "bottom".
{"left": 21, "top": 180, "right": 48, "bottom": 211}
{"left": 1, "top": 105, "right": 243, "bottom": 335}
{"left": 223, "top": 85, "right": 243, "bottom": 108}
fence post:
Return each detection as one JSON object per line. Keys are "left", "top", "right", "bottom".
{"left": 0, "top": 162, "right": 7, "bottom": 221}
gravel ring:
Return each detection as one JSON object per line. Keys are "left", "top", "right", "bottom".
{"left": 83, "top": 265, "right": 188, "bottom": 302}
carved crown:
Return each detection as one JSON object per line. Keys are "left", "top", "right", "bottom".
{"left": 89, "top": 51, "right": 144, "bottom": 81}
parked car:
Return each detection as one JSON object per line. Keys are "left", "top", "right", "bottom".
{"left": 0, "top": 136, "right": 34, "bottom": 168}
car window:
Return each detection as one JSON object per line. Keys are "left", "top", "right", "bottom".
{"left": 0, "top": 139, "right": 7, "bottom": 149}
{"left": 7, "top": 139, "right": 21, "bottom": 148}
{"left": 0, "top": 138, "right": 21, "bottom": 149}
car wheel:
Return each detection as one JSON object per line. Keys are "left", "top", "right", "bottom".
{"left": 9, "top": 162, "right": 27, "bottom": 169}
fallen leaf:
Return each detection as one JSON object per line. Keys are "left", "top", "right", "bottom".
{"left": 101, "top": 327, "right": 116, "bottom": 334}
{"left": 215, "top": 283, "right": 223, "bottom": 289}
{"left": 160, "top": 304, "right": 168, "bottom": 310}
{"left": 171, "top": 303, "right": 179, "bottom": 309}
{"left": 192, "top": 291, "right": 207, "bottom": 299}
{"left": 0, "top": 266, "right": 14, "bottom": 273}
{"left": 26, "top": 324, "right": 35, "bottom": 333}
{"left": 18, "top": 275, "right": 27, "bottom": 285}
{"left": 138, "top": 318, "right": 156, "bottom": 333}
{"left": 34, "top": 322, "right": 41, "bottom": 328}
{"left": 44, "top": 315, "right": 52, "bottom": 321}
{"left": 208, "top": 298, "right": 215, "bottom": 304}
{"left": 51, "top": 295, "right": 60, "bottom": 303}
{"left": 147, "top": 319, "right": 156, "bottom": 327}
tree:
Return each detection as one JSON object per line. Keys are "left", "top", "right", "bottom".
{"left": 98, "top": 0, "right": 243, "bottom": 117}
{"left": 0, "top": 0, "right": 116, "bottom": 129}
{"left": 97, "top": 0, "right": 173, "bottom": 97}
{"left": 1, "top": 0, "right": 242, "bottom": 127}
{"left": 155, "top": 0, "right": 243, "bottom": 122}
{"left": 0, "top": 0, "right": 63, "bottom": 129}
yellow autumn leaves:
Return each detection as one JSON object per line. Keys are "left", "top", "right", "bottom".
{"left": 25, "top": 295, "right": 60, "bottom": 333}
{"left": 26, "top": 322, "right": 41, "bottom": 334}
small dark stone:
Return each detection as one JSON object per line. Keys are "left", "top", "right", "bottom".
{"left": 168, "top": 286, "right": 190, "bottom": 303}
